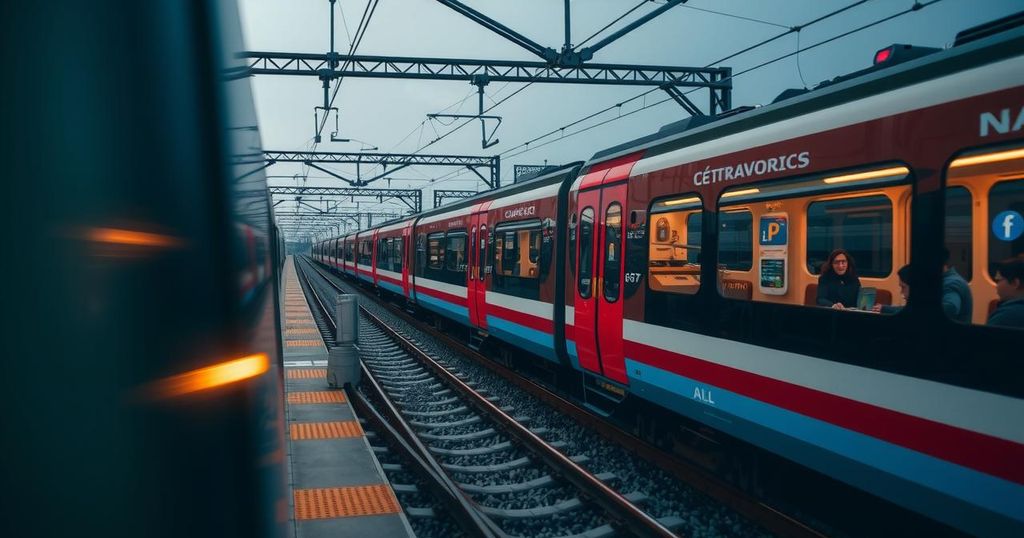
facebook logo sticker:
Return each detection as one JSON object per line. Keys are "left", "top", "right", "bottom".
{"left": 992, "top": 210, "right": 1023, "bottom": 241}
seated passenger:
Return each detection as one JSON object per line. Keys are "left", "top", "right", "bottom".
{"left": 941, "top": 247, "right": 973, "bottom": 323}
{"left": 987, "top": 254, "right": 1024, "bottom": 329}
{"left": 816, "top": 249, "right": 860, "bottom": 310}
{"left": 874, "top": 264, "right": 911, "bottom": 314}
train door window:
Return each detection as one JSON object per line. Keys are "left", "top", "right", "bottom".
{"left": 393, "top": 237, "right": 404, "bottom": 273}
{"left": 807, "top": 195, "right": 893, "bottom": 278}
{"left": 469, "top": 227, "right": 476, "bottom": 280}
{"left": 647, "top": 195, "right": 702, "bottom": 295}
{"left": 945, "top": 186, "right": 973, "bottom": 281}
{"left": 444, "top": 231, "right": 468, "bottom": 285}
{"left": 378, "top": 238, "right": 390, "bottom": 271}
{"left": 492, "top": 220, "right": 543, "bottom": 300}
{"left": 358, "top": 240, "right": 372, "bottom": 266}
{"left": 345, "top": 241, "right": 353, "bottom": 262}
{"left": 578, "top": 207, "right": 595, "bottom": 299}
{"left": 719, "top": 209, "right": 753, "bottom": 271}
{"left": 416, "top": 233, "right": 426, "bottom": 274}
{"left": 569, "top": 212, "right": 577, "bottom": 277}
{"left": 478, "top": 224, "right": 487, "bottom": 280}
{"left": 427, "top": 233, "right": 445, "bottom": 270}
{"left": 603, "top": 203, "right": 623, "bottom": 302}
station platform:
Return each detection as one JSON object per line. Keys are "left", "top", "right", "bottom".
{"left": 281, "top": 257, "right": 414, "bottom": 538}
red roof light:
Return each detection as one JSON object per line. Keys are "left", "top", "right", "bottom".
{"left": 874, "top": 46, "right": 893, "bottom": 65}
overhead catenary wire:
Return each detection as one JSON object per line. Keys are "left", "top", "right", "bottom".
{"left": 425, "top": 0, "right": 938, "bottom": 188}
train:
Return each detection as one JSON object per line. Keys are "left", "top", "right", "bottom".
{"left": 315, "top": 13, "right": 1024, "bottom": 536}
{"left": 6, "top": 2, "right": 288, "bottom": 537}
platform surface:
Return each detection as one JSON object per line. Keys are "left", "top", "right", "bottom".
{"left": 281, "top": 257, "right": 414, "bottom": 538}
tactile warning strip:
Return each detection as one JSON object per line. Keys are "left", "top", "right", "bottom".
{"left": 286, "top": 328, "right": 319, "bottom": 336}
{"left": 286, "top": 339, "right": 323, "bottom": 347}
{"left": 287, "top": 391, "right": 346, "bottom": 404}
{"left": 290, "top": 421, "right": 363, "bottom": 440}
{"left": 286, "top": 368, "right": 327, "bottom": 379}
{"left": 294, "top": 485, "right": 400, "bottom": 519}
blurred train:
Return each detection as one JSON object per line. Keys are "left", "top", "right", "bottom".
{"left": 315, "top": 14, "right": 1024, "bottom": 536}
{"left": 5, "top": 2, "right": 287, "bottom": 538}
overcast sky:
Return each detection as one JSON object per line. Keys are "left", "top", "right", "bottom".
{"left": 239, "top": 0, "right": 1022, "bottom": 238}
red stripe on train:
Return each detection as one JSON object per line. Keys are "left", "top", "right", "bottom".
{"left": 414, "top": 283, "right": 468, "bottom": 307}
{"left": 625, "top": 339, "right": 1024, "bottom": 485}
{"left": 486, "top": 302, "right": 553, "bottom": 334}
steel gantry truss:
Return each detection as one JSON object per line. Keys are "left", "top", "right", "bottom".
{"left": 265, "top": 150, "right": 501, "bottom": 189}
{"left": 434, "top": 189, "right": 478, "bottom": 208}
{"left": 268, "top": 185, "right": 423, "bottom": 212}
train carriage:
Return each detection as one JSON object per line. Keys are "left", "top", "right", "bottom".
{"left": 481, "top": 165, "right": 581, "bottom": 363}
{"left": 566, "top": 23, "right": 1024, "bottom": 536}
{"left": 412, "top": 204, "right": 475, "bottom": 325}
{"left": 373, "top": 218, "right": 415, "bottom": 298}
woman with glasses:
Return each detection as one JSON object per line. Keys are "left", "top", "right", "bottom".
{"left": 816, "top": 249, "right": 861, "bottom": 310}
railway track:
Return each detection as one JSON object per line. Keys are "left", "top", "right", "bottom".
{"left": 296, "top": 258, "right": 685, "bottom": 538}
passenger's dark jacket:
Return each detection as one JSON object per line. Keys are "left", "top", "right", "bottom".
{"left": 942, "top": 268, "right": 973, "bottom": 323}
{"left": 816, "top": 271, "right": 861, "bottom": 308}
{"left": 987, "top": 298, "right": 1024, "bottom": 329}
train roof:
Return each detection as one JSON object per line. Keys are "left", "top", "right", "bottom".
{"left": 586, "top": 11, "right": 1024, "bottom": 169}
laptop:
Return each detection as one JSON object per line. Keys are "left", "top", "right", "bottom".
{"left": 856, "top": 287, "right": 877, "bottom": 311}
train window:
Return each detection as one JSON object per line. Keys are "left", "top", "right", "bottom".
{"left": 445, "top": 231, "right": 467, "bottom": 273}
{"left": 358, "top": 240, "right": 372, "bottom": 266}
{"left": 427, "top": 233, "right": 445, "bottom": 270}
{"left": 944, "top": 186, "right": 973, "bottom": 281}
{"left": 493, "top": 220, "right": 543, "bottom": 300}
{"left": 478, "top": 225, "right": 487, "bottom": 280}
{"left": 647, "top": 196, "right": 702, "bottom": 295}
{"left": 807, "top": 195, "right": 893, "bottom": 278}
{"left": 378, "top": 238, "right": 390, "bottom": 270}
{"left": 988, "top": 179, "right": 1024, "bottom": 279}
{"left": 345, "top": 241, "right": 354, "bottom": 262}
{"left": 393, "top": 237, "right": 404, "bottom": 273}
{"left": 578, "top": 207, "right": 595, "bottom": 299}
{"left": 603, "top": 203, "right": 623, "bottom": 302}
{"left": 719, "top": 209, "right": 753, "bottom": 271}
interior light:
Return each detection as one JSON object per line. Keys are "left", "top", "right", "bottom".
{"left": 87, "top": 227, "right": 181, "bottom": 248}
{"left": 949, "top": 147, "right": 1024, "bottom": 168}
{"left": 661, "top": 196, "right": 700, "bottom": 206}
{"left": 150, "top": 353, "right": 269, "bottom": 398}
{"left": 822, "top": 166, "right": 909, "bottom": 184}
{"left": 721, "top": 188, "right": 760, "bottom": 199}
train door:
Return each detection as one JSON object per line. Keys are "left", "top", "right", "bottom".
{"left": 467, "top": 202, "right": 491, "bottom": 329}
{"left": 574, "top": 182, "right": 629, "bottom": 384}
{"left": 401, "top": 222, "right": 413, "bottom": 298}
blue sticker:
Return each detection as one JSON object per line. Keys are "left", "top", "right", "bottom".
{"left": 992, "top": 210, "right": 1023, "bottom": 242}
{"left": 759, "top": 216, "right": 788, "bottom": 245}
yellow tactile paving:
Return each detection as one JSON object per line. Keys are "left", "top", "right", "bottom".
{"left": 286, "top": 328, "right": 320, "bottom": 336}
{"left": 293, "top": 485, "right": 400, "bottom": 519}
{"left": 286, "top": 339, "right": 324, "bottom": 347}
{"left": 290, "top": 420, "right": 363, "bottom": 440}
{"left": 287, "top": 368, "right": 327, "bottom": 379}
{"left": 287, "top": 391, "right": 346, "bottom": 404}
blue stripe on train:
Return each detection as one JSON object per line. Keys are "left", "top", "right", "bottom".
{"left": 357, "top": 272, "right": 373, "bottom": 283}
{"left": 417, "top": 292, "right": 470, "bottom": 326}
{"left": 625, "top": 358, "right": 1024, "bottom": 536}
{"left": 378, "top": 280, "right": 402, "bottom": 295}
{"left": 485, "top": 316, "right": 557, "bottom": 363}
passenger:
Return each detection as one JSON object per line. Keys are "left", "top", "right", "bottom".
{"left": 816, "top": 249, "right": 860, "bottom": 310}
{"left": 873, "top": 264, "right": 911, "bottom": 314}
{"left": 941, "top": 247, "right": 973, "bottom": 323}
{"left": 987, "top": 254, "right": 1024, "bottom": 329}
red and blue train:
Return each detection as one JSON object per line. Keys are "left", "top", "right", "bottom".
{"left": 315, "top": 14, "right": 1024, "bottom": 536}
